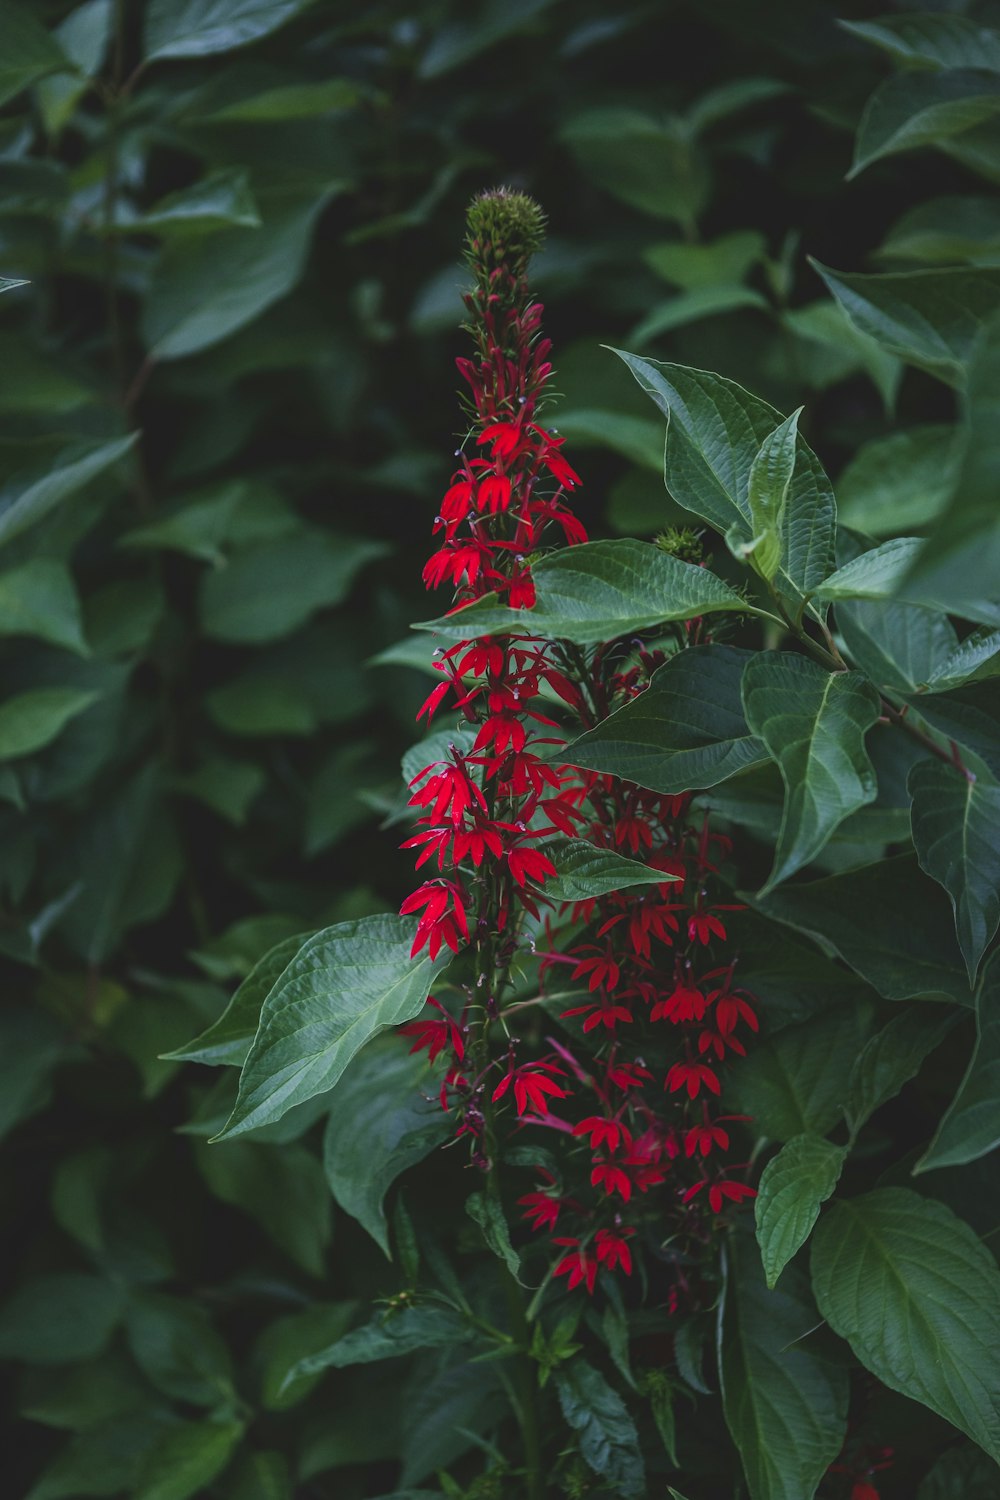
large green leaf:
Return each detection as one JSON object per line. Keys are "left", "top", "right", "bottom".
{"left": 0, "top": 435, "right": 137, "bottom": 550}
{"left": 0, "top": 1, "right": 68, "bottom": 106}
{"left": 0, "top": 1274, "right": 124, "bottom": 1365}
{"left": 916, "top": 951, "right": 1000, "bottom": 1171}
{"left": 165, "top": 934, "right": 304, "bottom": 1068}
{"left": 125, "top": 1294, "right": 234, "bottom": 1407}
{"left": 912, "top": 681, "right": 1000, "bottom": 779}
{"left": 721, "top": 1237, "right": 848, "bottom": 1500}
{"left": 753, "top": 854, "right": 972, "bottom": 1005}
{"left": 132, "top": 1419, "right": 244, "bottom": 1500}
{"left": 323, "top": 1035, "right": 450, "bottom": 1256}
{"left": 254, "top": 1302, "right": 357, "bottom": 1411}
{"left": 0, "top": 560, "right": 87, "bottom": 654}
{"left": 611, "top": 353, "right": 837, "bottom": 602}
{"left": 0, "top": 687, "right": 99, "bottom": 760}
{"left": 909, "top": 758, "right": 1000, "bottom": 982}
{"left": 755, "top": 1136, "right": 846, "bottom": 1290}
{"left": 812, "top": 262, "right": 1000, "bottom": 387}
{"left": 565, "top": 645, "right": 767, "bottom": 793}
{"left": 413, "top": 539, "right": 753, "bottom": 645}
{"left": 849, "top": 70, "right": 1000, "bottom": 180}
{"left": 811, "top": 1189, "right": 1000, "bottom": 1460}
{"left": 729, "top": 1003, "right": 875, "bottom": 1141}
{"left": 543, "top": 836, "right": 677, "bottom": 901}
{"left": 119, "top": 170, "right": 260, "bottom": 236}
{"left": 555, "top": 1359, "right": 644, "bottom": 1500}
{"left": 215, "top": 915, "right": 451, "bottom": 1139}
{"left": 200, "top": 530, "right": 387, "bottom": 643}
{"left": 845, "top": 1007, "right": 960, "bottom": 1138}
{"left": 741, "top": 653, "right": 880, "bottom": 890}
{"left": 144, "top": 0, "right": 313, "bottom": 60}
{"left": 837, "top": 596, "right": 957, "bottom": 694}
{"left": 281, "top": 1305, "right": 470, "bottom": 1388}
{"left": 558, "top": 107, "right": 707, "bottom": 231}
{"left": 141, "top": 189, "right": 342, "bottom": 359}
{"left": 842, "top": 13, "right": 1000, "bottom": 72}
{"left": 836, "top": 426, "right": 958, "bottom": 535}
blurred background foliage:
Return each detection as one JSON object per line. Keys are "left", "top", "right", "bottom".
{"left": 2, "top": 0, "right": 1000, "bottom": 1495}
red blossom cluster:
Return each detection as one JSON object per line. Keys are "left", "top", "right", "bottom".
{"left": 398, "top": 189, "right": 759, "bottom": 1301}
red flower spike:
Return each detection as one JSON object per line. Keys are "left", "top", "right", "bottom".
{"left": 665, "top": 1061, "right": 721, "bottom": 1099}
{"left": 594, "top": 1226, "right": 634, "bottom": 1275}
{"left": 493, "top": 1062, "right": 567, "bottom": 1116}
{"left": 552, "top": 1239, "right": 598, "bottom": 1294}
{"left": 518, "top": 1190, "right": 562, "bottom": 1232}
{"left": 590, "top": 1160, "right": 633, "bottom": 1201}
{"left": 573, "top": 1116, "right": 632, "bottom": 1153}
{"left": 399, "top": 997, "right": 466, "bottom": 1064}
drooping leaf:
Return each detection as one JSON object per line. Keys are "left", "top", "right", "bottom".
{"left": 555, "top": 1359, "right": 645, "bottom": 1500}
{"left": 811, "top": 1189, "right": 1000, "bottom": 1460}
{"left": 0, "top": 559, "right": 87, "bottom": 653}
{"left": 565, "top": 645, "right": 768, "bottom": 793}
{"left": 741, "top": 653, "right": 881, "bottom": 890}
{"left": 812, "top": 262, "right": 1000, "bottom": 387}
{"left": 841, "top": 13, "right": 1000, "bottom": 72}
{"left": 916, "top": 951, "right": 1000, "bottom": 1172}
{"left": 909, "top": 759, "right": 1000, "bottom": 982}
{"left": 281, "top": 1305, "right": 471, "bottom": 1389}
{"left": 728, "top": 1003, "right": 876, "bottom": 1141}
{"left": 845, "top": 1006, "right": 961, "bottom": 1138}
{"left": 755, "top": 1136, "right": 846, "bottom": 1289}
{"left": 144, "top": 0, "right": 313, "bottom": 60}
{"left": 0, "top": 1274, "right": 124, "bottom": 1365}
{"left": 0, "top": 687, "right": 99, "bottom": 760}
{"left": 849, "top": 69, "right": 1000, "bottom": 180}
{"left": 721, "top": 1237, "right": 848, "bottom": 1500}
{"left": 0, "top": 1, "right": 68, "bottom": 106}
{"left": 200, "top": 530, "right": 387, "bottom": 642}
{"left": 413, "top": 539, "right": 754, "bottom": 645}
{"left": 611, "top": 353, "right": 837, "bottom": 602}
{"left": 0, "top": 434, "right": 137, "bottom": 550}
{"left": 323, "top": 1035, "right": 450, "bottom": 1256}
{"left": 215, "top": 915, "right": 451, "bottom": 1139}
{"left": 753, "top": 854, "right": 972, "bottom": 1005}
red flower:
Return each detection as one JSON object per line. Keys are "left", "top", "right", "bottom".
{"left": 683, "top": 1178, "right": 757, "bottom": 1213}
{"left": 665, "top": 1061, "right": 720, "bottom": 1098}
{"left": 399, "top": 997, "right": 465, "bottom": 1064}
{"left": 552, "top": 1238, "right": 597, "bottom": 1293}
{"left": 400, "top": 879, "right": 470, "bottom": 959}
{"left": 573, "top": 1116, "right": 632, "bottom": 1152}
{"left": 651, "top": 982, "right": 707, "bottom": 1024}
{"left": 507, "top": 843, "right": 558, "bottom": 888}
{"left": 590, "top": 1160, "right": 632, "bottom": 1201}
{"left": 493, "top": 1062, "right": 567, "bottom": 1116}
{"left": 685, "top": 1121, "right": 729, "bottom": 1157}
{"left": 594, "top": 1226, "right": 634, "bottom": 1275}
{"left": 518, "top": 1189, "right": 562, "bottom": 1232}
{"left": 688, "top": 911, "right": 727, "bottom": 945}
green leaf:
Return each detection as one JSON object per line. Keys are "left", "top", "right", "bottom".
{"left": 413, "top": 539, "right": 752, "bottom": 646}
{"left": 912, "top": 681, "right": 1000, "bottom": 780}
{"left": 755, "top": 1136, "right": 846, "bottom": 1289}
{"left": 0, "top": 1, "right": 68, "bottom": 106}
{"left": 916, "top": 950, "right": 1000, "bottom": 1171}
{"left": 812, "top": 536, "right": 923, "bottom": 602}
{"left": 195, "top": 1138, "right": 331, "bottom": 1274}
{"left": 254, "top": 1302, "right": 357, "bottom": 1410}
{"left": 753, "top": 855, "right": 972, "bottom": 1005}
{"left": 846, "top": 1007, "right": 960, "bottom": 1137}
{"left": 721, "top": 1237, "right": 848, "bottom": 1500}
{"left": 741, "top": 653, "right": 880, "bottom": 890}
{"left": 466, "top": 1192, "right": 521, "bottom": 1278}
{"left": 811, "top": 1188, "right": 1000, "bottom": 1460}
{"left": 782, "top": 301, "right": 901, "bottom": 413}
{"left": 36, "top": 0, "right": 112, "bottom": 136}
{"left": 918, "top": 1443, "right": 1000, "bottom": 1498}
{"left": 729, "top": 1003, "right": 876, "bottom": 1141}
{"left": 842, "top": 13, "right": 1000, "bottom": 72}
{"left": 612, "top": 352, "right": 837, "bottom": 604}
{"left": 645, "top": 230, "right": 766, "bottom": 290}
{"left": 215, "top": 915, "right": 451, "bottom": 1139}
{"left": 836, "top": 427, "right": 958, "bottom": 536}
{"left": 558, "top": 107, "right": 707, "bottom": 231}
{"left": 125, "top": 1293, "right": 234, "bottom": 1407}
{"left": 282, "top": 1304, "right": 470, "bottom": 1388}
{"left": 0, "top": 1274, "right": 124, "bottom": 1364}
{"left": 173, "top": 756, "right": 265, "bottom": 826}
{"left": 555, "top": 1359, "right": 645, "bottom": 1500}
{"left": 323, "top": 1035, "right": 450, "bottom": 1256}
{"left": 543, "top": 836, "right": 677, "bottom": 901}
{"left": 878, "top": 195, "right": 1000, "bottom": 265}
{"left": 629, "top": 284, "right": 769, "bottom": 345}
{"left": 0, "top": 559, "right": 87, "bottom": 654}
{"left": 0, "top": 434, "right": 138, "bottom": 549}
{"left": 133, "top": 1419, "right": 243, "bottom": 1500}
{"left": 925, "top": 628, "right": 1000, "bottom": 693}
{"left": 119, "top": 169, "right": 260, "bottom": 235}
{"left": 204, "top": 674, "right": 317, "bottom": 737}
{"left": 0, "top": 1005, "right": 75, "bottom": 1140}
{"left": 731, "top": 408, "right": 802, "bottom": 582}
{"left": 398, "top": 1358, "right": 502, "bottom": 1486}
{"left": 142, "top": 190, "right": 342, "bottom": 360}
{"left": 200, "top": 530, "right": 387, "bottom": 642}
{"left": 554, "top": 409, "right": 664, "bottom": 471}
{"left": 812, "top": 262, "right": 1000, "bottom": 387}
{"left": 24, "top": 1415, "right": 171, "bottom": 1500}
{"left": 837, "top": 596, "right": 957, "bottom": 695}
{"left": 144, "top": 0, "right": 313, "bottom": 60}
{"left": 850, "top": 69, "right": 1000, "bottom": 179}
{"left": 910, "top": 759, "right": 1000, "bottom": 982}
{"left": 565, "top": 645, "right": 768, "bottom": 793}
{"left": 194, "top": 77, "right": 366, "bottom": 123}
{"left": 0, "top": 687, "right": 99, "bottom": 760}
